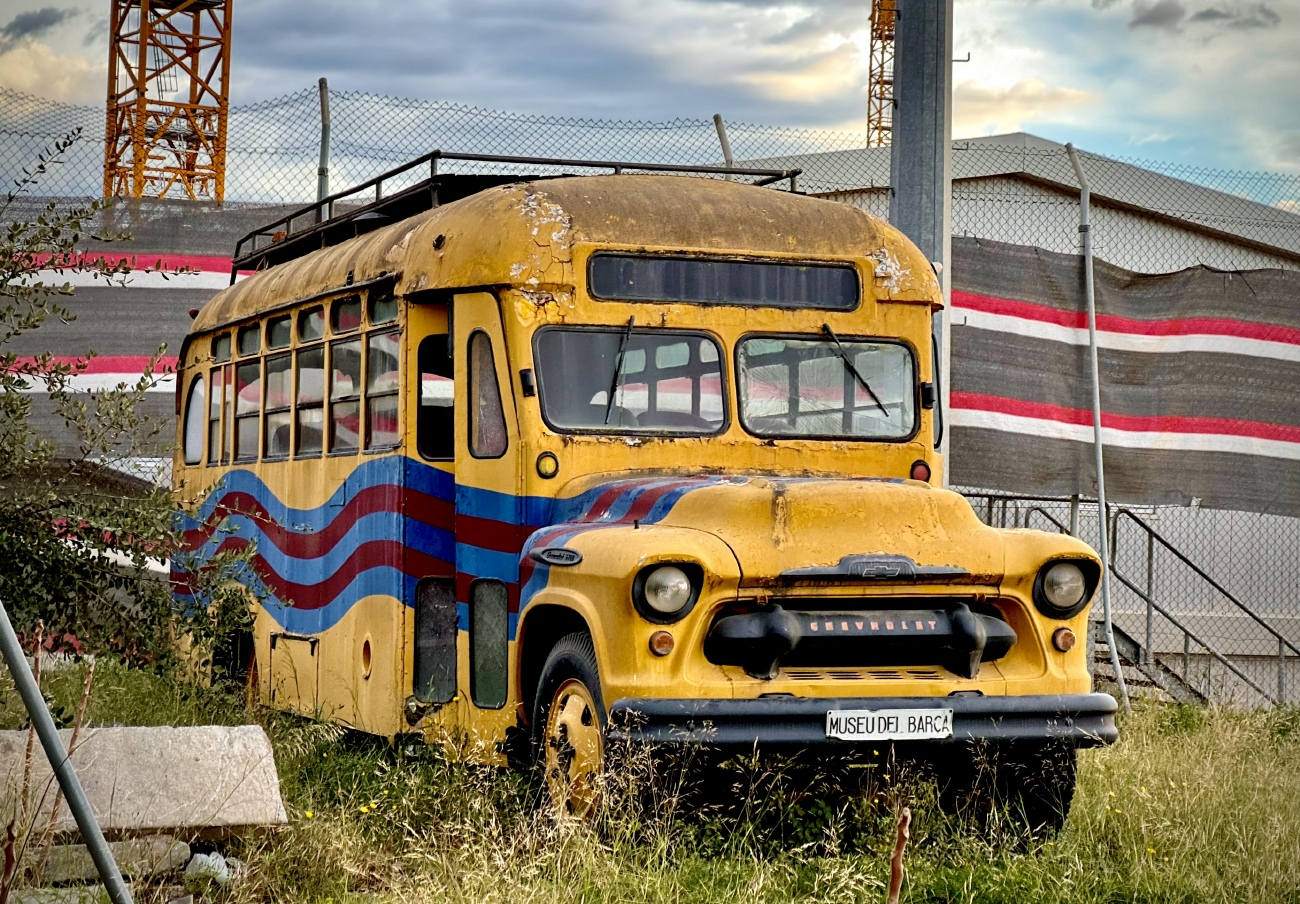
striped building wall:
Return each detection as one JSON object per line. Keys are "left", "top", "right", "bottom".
{"left": 15, "top": 199, "right": 1300, "bottom": 522}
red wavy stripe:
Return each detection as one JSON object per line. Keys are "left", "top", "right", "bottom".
{"left": 952, "top": 391, "right": 1300, "bottom": 444}
{"left": 953, "top": 290, "right": 1300, "bottom": 346}
{"left": 182, "top": 485, "right": 454, "bottom": 559}
{"left": 192, "top": 537, "right": 444, "bottom": 610}
{"left": 455, "top": 513, "right": 526, "bottom": 554}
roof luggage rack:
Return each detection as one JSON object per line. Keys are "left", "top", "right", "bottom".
{"left": 230, "top": 150, "right": 803, "bottom": 282}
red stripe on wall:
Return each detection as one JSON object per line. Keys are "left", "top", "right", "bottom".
{"left": 9, "top": 355, "right": 179, "bottom": 374}
{"left": 953, "top": 290, "right": 1300, "bottom": 347}
{"left": 31, "top": 252, "right": 234, "bottom": 273}
{"left": 952, "top": 391, "right": 1300, "bottom": 444}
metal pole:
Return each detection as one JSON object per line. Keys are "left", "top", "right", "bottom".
{"left": 0, "top": 601, "right": 133, "bottom": 904}
{"left": 1067, "top": 143, "right": 1130, "bottom": 714}
{"left": 1069, "top": 494, "right": 1079, "bottom": 537}
{"left": 888, "top": 0, "right": 953, "bottom": 480}
{"left": 317, "top": 77, "right": 331, "bottom": 206}
{"left": 712, "top": 114, "right": 735, "bottom": 168}
{"left": 1145, "top": 532, "right": 1154, "bottom": 667}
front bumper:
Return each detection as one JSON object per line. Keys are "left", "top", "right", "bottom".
{"left": 608, "top": 692, "right": 1118, "bottom": 749}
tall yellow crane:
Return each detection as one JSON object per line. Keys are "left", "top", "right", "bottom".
{"left": 103, "top": 0, "right": 233, "bottom": 201}
{"left": 867, "top": 0, "right": 897, "bottom": 148}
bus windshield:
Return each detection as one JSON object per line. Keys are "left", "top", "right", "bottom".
{"left": 534, "top": 328, "right": 726, "bottom": 433}
{"left": 737, "top": 335, "right": 916, "bottom": 440}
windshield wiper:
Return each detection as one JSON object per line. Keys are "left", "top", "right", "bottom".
{"left": 604, "top": 315, "right": 635, "bottom": 425}
{"left": 821, "top": 323, "right": 889, "bottom": 417}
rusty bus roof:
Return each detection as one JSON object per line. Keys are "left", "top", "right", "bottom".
{"left": 191, "top": 173, "right": 935, "bottom": 336}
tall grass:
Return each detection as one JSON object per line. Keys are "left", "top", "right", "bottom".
{"left": 4, "top": 662, "right": 1299, "bottom": 903}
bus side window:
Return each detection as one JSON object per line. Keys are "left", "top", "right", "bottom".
{"left": 468, "top": 579, "right": 508, "bottom": 709}
{"left": 207, "top": 365, "right": 227, "bottom": 464}
{"left": 330, "top": 337, "right": 362, "bottom": 453}
{"left": 264, "top": 352, "right": 293, "bottom": 458}
{"left": 468, "top": 330, "right": 507, "bottom": 459}
{"left": 296, "top": 345, "right": 325, "bottom": 455}
{"left": 234, "top": 359, "right": 261, "bottom": 461}
{"left": 413, "top": 577, "right": 456, "bottom": 705}
{"left": 417, "top": 335, "right": 453, "bottom": 460}
{"left": 366, "top": 329, "right": 401, "bottom": 450}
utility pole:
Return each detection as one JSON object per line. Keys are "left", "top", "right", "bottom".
{"left": 888, "top": 0, "right": 953, "bottom": 476}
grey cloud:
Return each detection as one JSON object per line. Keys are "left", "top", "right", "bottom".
{"left": 1092, "top": 0, "right": 1123, "bottom": 9}
{"left": 226, "top": 0, "right": 868, "bottom": 127}
{"left": 1130, "top": 0, "right": 1186, "bottom": 28}
{"left": 1185, "top": 2, "right": 1279, "bottom": 29}
{"left": 1, "top": 7, "right": 76, "bottom": 47}
{"left": 1225, "top": 3, "right": 1281, "bottom": 27}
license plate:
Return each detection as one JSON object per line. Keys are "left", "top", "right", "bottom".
{"left": 825, "top": 708, "right": 954, "bottom": 741}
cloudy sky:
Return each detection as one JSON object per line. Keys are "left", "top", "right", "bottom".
{"left": 1, "top": 0, "right": 1296, "bottom": 173}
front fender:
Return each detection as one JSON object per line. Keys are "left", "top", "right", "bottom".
{"left": 520, "top": 524, "right": 743, "bottom": 701}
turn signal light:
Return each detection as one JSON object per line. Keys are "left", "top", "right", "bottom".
{"left": 649, "top": 631, "right": 675, "bottom": 657}
{"left": 1052, "top": 627, "right": 1077, "bottom": 652}
{"left": 910, "top": 459, "right": 932, "bottom": 483}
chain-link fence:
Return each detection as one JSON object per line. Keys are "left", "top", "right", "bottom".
{"left": 4, "top": 85, "right": 1300, "bottom": 274}
{"left": 960, "top": 489, "right": 1300, "bottom": 706}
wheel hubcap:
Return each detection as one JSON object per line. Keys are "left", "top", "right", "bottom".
{"left": 544, "top": 678, "right": 603, "bottom": 817}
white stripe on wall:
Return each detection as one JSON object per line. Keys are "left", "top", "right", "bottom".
{"left": 950, "top": 408, "right": 1300, "bottom": 461}
{"left": 24, "top": 270, "right": 241, "bottom": 290}
{"left": 951, "top": 307, "right": 1300, "bottom": 364}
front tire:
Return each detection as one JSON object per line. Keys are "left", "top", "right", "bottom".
{"left": 932, "top": 740, "right": 1077, "bottom": 837}
{"left": 531, "top": 633, "right": 606, "bottom": 818}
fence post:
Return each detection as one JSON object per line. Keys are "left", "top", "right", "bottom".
{"left": 0, "top": 599, "right": 134, "bottom": 904}
{"left": 1281, "top": 637, "right": 1287, "bottom": 703}
{"left": 1069, "top": 494, "right": 1079, "bottom": 536}
{"left": 316, "top": 77, "right": 330, "bottom": 210}
{"left": 1145, "top": 531, "right": 1154, "bottom": 666}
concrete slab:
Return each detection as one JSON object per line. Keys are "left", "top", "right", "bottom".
{"left": 43, "top": 837, "right": 190, "bottom": 882}
{"left": 0, "top": 725, "right": 286, "bottom": 833}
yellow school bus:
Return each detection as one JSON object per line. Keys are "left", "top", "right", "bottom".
{"left": 173, "top": 152, "right": 1116, "bottom": 827}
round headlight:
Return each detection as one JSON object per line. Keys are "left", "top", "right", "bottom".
{"left": 643, "top": 565, "right": 693, "bottom": 615}
{"left": 1043, "top": 562, "right": 1087, "bottom": 610}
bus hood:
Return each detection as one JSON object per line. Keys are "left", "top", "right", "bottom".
{"left": 550, "top": 474, "right": 1004, "bottom": 586}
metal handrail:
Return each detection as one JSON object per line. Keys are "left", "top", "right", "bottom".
{"left": 1113, "top": 509, "right": 1300, "bottom": 660}
{"left": 1025, "top": 506, "right": 1072, "bottom": 535}
{"left": 1110, "top": 568, "right": 1279, "bottom": 705}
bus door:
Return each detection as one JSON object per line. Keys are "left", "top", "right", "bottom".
{"left": 408, "top": 298, "right": 458, "bottom": 715}
{"left": 452, "top": 292, "right": 521, "bottom": 722}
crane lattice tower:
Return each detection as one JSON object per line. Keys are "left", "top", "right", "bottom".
{"left": 867, "top": 0, "right": 897, "bottom": 148}
{"left": 103, "top": 0, "right": 233, "bottom": 201}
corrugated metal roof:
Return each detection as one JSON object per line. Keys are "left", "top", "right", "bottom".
{"left": 745, "top": 133, "right": 1300, "bottom": 259}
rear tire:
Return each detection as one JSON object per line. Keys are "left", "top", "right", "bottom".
{"left": 531, "top": 633, "right": 606, "bottom": 818}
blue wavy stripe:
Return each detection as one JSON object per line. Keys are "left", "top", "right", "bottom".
{"left": 190, "top": 456, "right": 454, "bottom": 530}
{"left": 178, "top": 510, "right": 453, "bottom": 578}
{"left": 176, "top": 562, "right": 417, "bottom": 635}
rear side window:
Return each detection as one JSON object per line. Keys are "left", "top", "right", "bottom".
{"left": 589, "top": 253, "right": 859, "bottom": 311}
{"left": 468, "top": 331, "right": 507, "bottom": 458}
{"left": 183, "top": 375, "right": 205, "bottom": 465}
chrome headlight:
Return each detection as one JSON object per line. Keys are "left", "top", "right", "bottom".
{"left": 1032, "top": 560, "right": 1097, "bottom": 619}
{"left": 633, "top": 563, "right": 702, "bottom": 623}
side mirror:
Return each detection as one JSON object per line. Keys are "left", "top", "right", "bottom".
{"left": 920, "top": 381, "right": 937, "bottom": 410}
